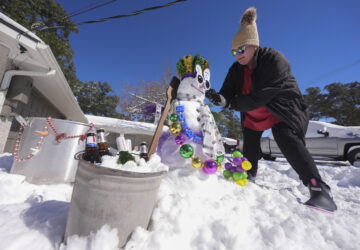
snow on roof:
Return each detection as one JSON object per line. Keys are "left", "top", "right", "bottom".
{"left": 223, "top": 137, "right": 237, "bottom": 144}
{"left": 86, "top": 115, "right": 169, "bottom": 135}
{"left": 269, "top": 120, "right": 360, "bottom": 139}
{"left": 304, "top": 120, "right": 360, "bottom": 138}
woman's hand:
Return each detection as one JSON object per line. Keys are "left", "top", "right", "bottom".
{"left": 205, "top": 89, "right": 221, "bottom": 106}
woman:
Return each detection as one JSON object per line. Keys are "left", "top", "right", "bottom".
{"left": 206, "top": 7, "right": 337, "bottom": 212}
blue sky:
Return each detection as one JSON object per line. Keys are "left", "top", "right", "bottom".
{"left": 57, "top": 0, "right": 360, "bottom": 98}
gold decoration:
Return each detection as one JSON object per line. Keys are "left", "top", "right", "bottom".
{"left": 170, "top": 122, "right": 182, "bottom": 134}
{"left": 191, "top": 156, "right": 202, "bottom": 168}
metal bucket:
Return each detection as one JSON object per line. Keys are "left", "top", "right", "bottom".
{"left": 64, "top": 158, "right": 167, "bottom": 248}
{"left": 10, "top": 117, "right": 90, "bottom": 184}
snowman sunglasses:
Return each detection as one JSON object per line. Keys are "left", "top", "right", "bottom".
{"left": 231, "top": 45, "right": 247, "bottom": 56}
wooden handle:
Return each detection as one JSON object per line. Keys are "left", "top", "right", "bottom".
{"left": 148, "top": 77, "right": 180, "bottom": 157}
{"left": 148, "top": 98, "right": 171, "bottom": 156}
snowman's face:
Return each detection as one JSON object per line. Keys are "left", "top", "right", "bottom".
{"left": 177, "top": 64, "right": 211, "bottom": 98}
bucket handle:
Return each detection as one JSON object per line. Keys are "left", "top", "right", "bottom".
{"left": 74, "top": 151, "right": 85, "bottom": 160}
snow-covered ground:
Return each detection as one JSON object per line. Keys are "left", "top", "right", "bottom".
{"left": 0, "top": 153, "right": 359, "bottom": 250}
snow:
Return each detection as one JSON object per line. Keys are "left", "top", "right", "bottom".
{"left": 1, "top": 152, "right": 360, "bottom": 250}
{"left": 101, "top": 154, "right": 168, "bottom": 173}
{"left": 1, "top": 113, "right": 360, "bottom": 249}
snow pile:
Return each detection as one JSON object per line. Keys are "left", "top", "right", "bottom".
{"left": 61, "top": 225, "right": 119, "bottom": 250}
{"left": 0, "top": 153, "right": 360, "bottom": 250}
{"left": 101, "top": 154, "right": 169, "bottom": 173}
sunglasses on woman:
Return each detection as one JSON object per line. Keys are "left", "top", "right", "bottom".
{"left": 231, "top": 45, "right": 247, "bottom": 56}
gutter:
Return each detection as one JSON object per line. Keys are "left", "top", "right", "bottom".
{"left": 0, "top": 15, "right": 42, "bottom": 44}
{"left": 0, "top": 68, "right": 56, "bottom": 114}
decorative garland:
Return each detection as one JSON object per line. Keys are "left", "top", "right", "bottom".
{"left": 169, "top": 103, "right": 252, "bottom": 185}
{"left": 46, "top": 117, "right": 94, "bottom": 143}
{"left": 14, "top": 123, "right": 48, "bottom": 162}
{"left": 14, "top": 117, "right": 95, "bottom": 162}
{"left": 175, "top": 105, "right": 203, "bottom": 144}
{"left": 169, "top": 104, "right": 224, "bottom": 174}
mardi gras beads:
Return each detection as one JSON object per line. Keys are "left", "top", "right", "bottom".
{"left": 170, "top": 113, "right": 179, "bottom": 122}
{"left": 223, "top": 150, "right": 252, "bottom": 187}
{"left": 203, "top": 160, "right": 218, "bottom": 174}
{"left": 180, "top": 144, "right": 194, "bottom": 158}
{"left": 175, "top": 134, "right": 186, "bottom": 145}
{"left": 170, "top": 122, "right": 182, "bottom": 134}
{"left": 168, "top": 104, "right": 224, "bottom": 175}
{"left": 192, "top": 156, "right": 202, "bottom": 168}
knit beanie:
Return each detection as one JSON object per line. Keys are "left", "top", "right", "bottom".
{"left": 231, "top": 7, "right": 259, "bottom": 49}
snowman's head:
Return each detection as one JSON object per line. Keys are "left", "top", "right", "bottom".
{"left": 176, "top": 54, "right": 211, "bottom": 99}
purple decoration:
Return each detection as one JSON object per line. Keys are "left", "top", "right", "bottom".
{"left": 233, "top": 157, "right": 242, "bottom": 166}
{"left": 225, "top": 162, "right": 233, "bottom": 170}
{"left": 203, "top": 161, "right": 217, "bottom": 175}
{"left": 157, "top": 131, "right": 172, "bottom": 161}
{"left": 204, "top": 160, "right": 217, "bottom": 169}
{"left": 175, "top": 134, "right": 185, "bottom": 145}
{"left": 241, "top": 157, "right": 248, "bottom": 162}
{"left": 142, "top": 104, "right": 156, "bottom": 115}
{"left": 230, "top": 167, "right": 237, "bottom": 173}
{"left": 236, "top": 166, "right": 245, "bottom": 173}
{"left": 181, "top": 73, "right": 196, "bottom": 80}
{"left": 203, "top": 166, "right": 217, "bottom": 174}
{"left": 142, "top": 104, "right": 164, "bottom": 116}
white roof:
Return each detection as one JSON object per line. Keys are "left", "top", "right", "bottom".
{"left": 86, "top": 115, "right": 169, "bottom": 135}
{"left": 0, "top": 13, "right": 87, "bottom": 123}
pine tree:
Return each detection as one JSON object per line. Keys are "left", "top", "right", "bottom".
{"left": 304, "top": 81, "right": 360, "bottom": 125}
{"left": 214, "top": 107, "right": 242, "bottom": 139}
{"left": 303, "top": 87, "right": 325, "bottom": 120}
{"left": 76, "top": 81, "right": 122, "bottom": 118}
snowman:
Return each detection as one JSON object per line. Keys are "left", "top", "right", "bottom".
{"left": 157, "top": 54, "right": 225, "bottom": 171}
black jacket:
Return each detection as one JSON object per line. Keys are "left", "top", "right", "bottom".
{"left": 219, "top": 47, "right": 310, "bottom": 138}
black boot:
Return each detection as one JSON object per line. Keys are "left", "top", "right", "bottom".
{"left": 305, "top": 178, "right": 337, "bottom": 212}
{"left": 247, "top": 172, "right": 256, "bottom": 183}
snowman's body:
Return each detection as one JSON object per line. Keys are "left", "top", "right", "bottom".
{"left": 157, "top": 63, "right": 224, "bottom": 168}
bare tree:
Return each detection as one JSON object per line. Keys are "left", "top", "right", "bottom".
{"left": 119, "top": 64, "right": 174, "bottom": 122}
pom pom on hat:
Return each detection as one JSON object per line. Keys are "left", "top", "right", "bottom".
{"left": 232, "top": 7, "right": 259, "bottom": 50}
{"left": 241, "top": 7, "right": 257, "bottom": 25}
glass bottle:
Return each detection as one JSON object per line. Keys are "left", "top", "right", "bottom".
{"left": 83, "top": 132, "right": 101, "bottom": 164}
{"left": 97, "top": 128, "right": 111, "bottom": 157}
{"left": 139, "top": 141, "right": 149, "bottom": 161}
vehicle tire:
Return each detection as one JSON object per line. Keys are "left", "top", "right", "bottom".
{"left": 347, "top": 148, "right": 360, "bottom": 166}
{"left": 224, "top": 143, "right": 237, "bottom": 154}
{"left": 262, "top": 154, "right": 276, "bottom": 161}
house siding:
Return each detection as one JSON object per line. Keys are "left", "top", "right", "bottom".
{"left": 0, "top": 43, "right": 13, "bottom": 153}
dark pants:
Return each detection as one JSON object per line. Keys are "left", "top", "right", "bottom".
{"left": 243, "top": 122, "right": 322, "bottom": 186}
